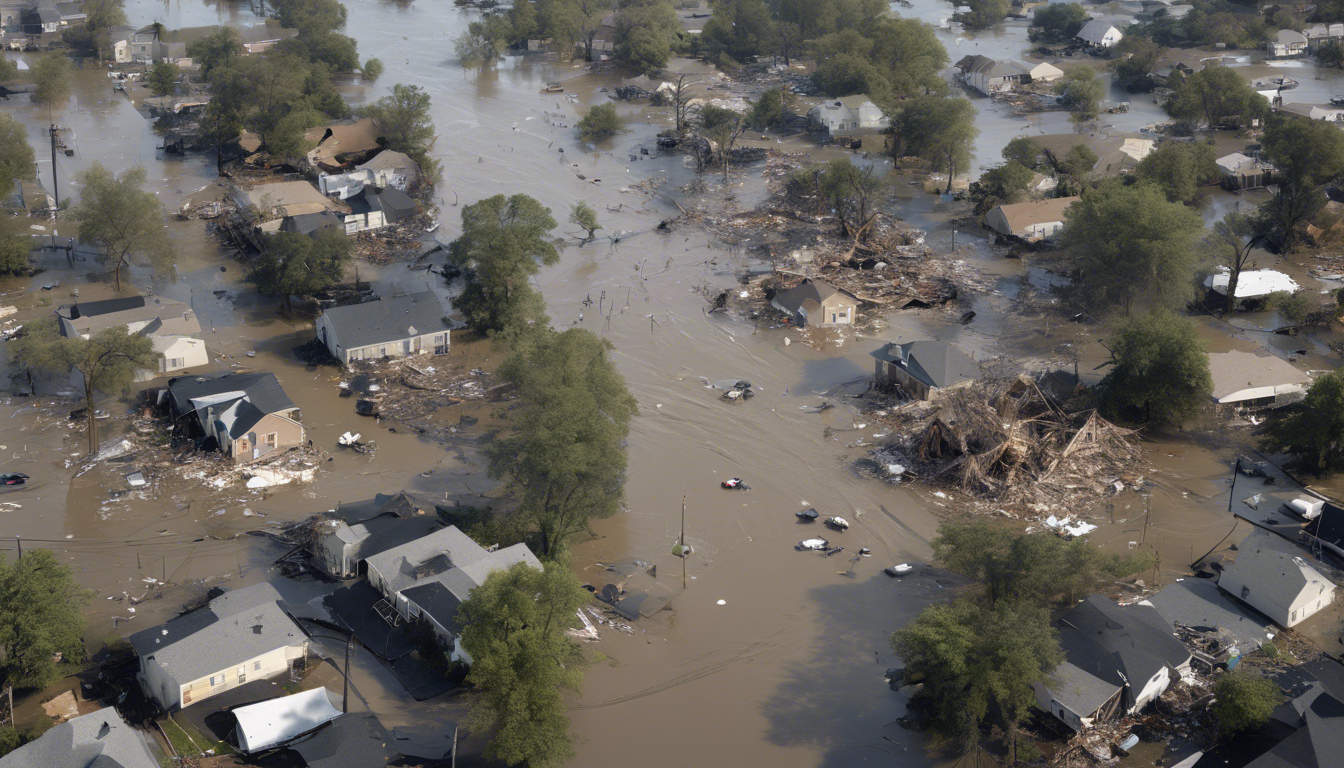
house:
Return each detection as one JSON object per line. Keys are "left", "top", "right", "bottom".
{"left": 1218, "top": 529, "right": 1336, "bottom": 628}
{"left": 871, "top": 340, "right": 979, "bottom": 399}
{"left": 1305, "top": 22, "right": 1344, "bottom": 47}
{"left": 55, "top": 295, "right": 208, "bottom": 378}
{"left": 1145, "top": 578, "right": 1276, "bottom": 655}
{"left": 1035, "top": 596, "right": 1192, "bottom": 731}
{"left": 310, "top": 491, "right": 445, "bottom": 578}
{"left": 984, "top": 196, "right": 1079, "bottom": 241}
{"left": 1216, "top": 152, "right": 1277, "bottom": 190}
{"left": 1027, "top": 61, "right": 1066, "bottom": 82}
{"left": 129, "top": 24, "right": 160, "bottom": 61}
{"left": 1076, "top": 19, "right": 1123, "bottom": 47}
{"left": 1269, "top": 28, "right": 1309, "bottom": 57}
{"left": 19, "top": 2, "right": 60, "bottom": 34}
{"left": 319, "top": 151, "right": 420, "bottom": 199}
{"left": 239, "top": 180, "right": 343, "bottom": 233}
{"left": 315, "top": 291, "right": 451, "bottom": 365}
{"left": 304, "top": 118, "right": 383, "bottom": 173}
{"left": 770, "top": 278, "right": 858, "bottom": 327}
{"left": 272, "top": 712, "right": 399, "bottom": 768}
{"left": 364, "top": 526, "right": 542, "bottom": 662}
{"left": 1190, "top": 678, "right": 1344, "bottom": 768}
{"left": 279, "top": 210, "right": 343, "bottom": 238}
{"left": 341, "top": 185, "right": 419, "bottom": 234}
{"left": 0, "top": 707, "right": 159, "bottom": 768}
{"left": 1204, "top": 267, "right": 1299, "bottom": 306}
{"left": 231, "top": 688, "right": 343, "bottom": 753}
{"left": 1207, "top": 350, "right": 1311, "bottom": 407}
{"left": 955, "top": 56, "right": 1032, "bottom": 95}
{"left": 1279, "top": 101, "right": 1344, "bottom": 122}
{"left": 806, "top": 96, "right": 890, "bottom": 135}
{"left": 53, "top": 1, "right": 83, "bottom": 24}
{"left": 129, "top": 582, "right": 309, "bottom": 711}
{"left": 166, "top": 371, "right": 304, "bottom": 463}
{"left": 129, "top": 23, "right": 297, "bottom": 63}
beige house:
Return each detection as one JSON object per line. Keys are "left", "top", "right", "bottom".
{"left": 984, "top": 196, "right": 1080, "bottom": 242}
{"left": 316, "top": 292, "right": 451, "bottom": 366}
{"left": 770, "top": 279, "right": 858, "bottom": 327}
{"left": 1207, "top": 350, "right": 1310, "bottom": 407}
{"left": 166, "top": 371, "right": 304, "bottom": 463}
{"left": 238, "top": 180, "right": 344, "bottom": 233}
{"left": 130, "top": 583, "right": 308, "bottom": 711}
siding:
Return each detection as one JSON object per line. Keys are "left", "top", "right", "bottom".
{"left": 229, "top": 412, "right": 305, "bottom": 463}
{"left": 178, "top": 644, "right": 307, "bottom": 708}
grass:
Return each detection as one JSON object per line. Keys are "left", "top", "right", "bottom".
{"left": 160, "top": 715, "right": 234, "bottom": 760}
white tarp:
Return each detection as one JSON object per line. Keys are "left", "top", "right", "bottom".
{"left": 233, "top": 688, "right": 342, "bottom": 753}
{"left": 1205, "top": 268, "right": 1299, "bottom": 298}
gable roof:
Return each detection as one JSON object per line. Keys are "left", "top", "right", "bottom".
{"left": 399, "top": 581, "right": 464, "bottom": 634}
{"left": 0, "top": 707, "right": 158, "bottom": 768}
{"left": 1207, "top": 351, "right": 1311, "bottom": 402}
{"left": 772, "top": 279, "right": 852, "bottom": 315}
{"left": 1043, "top": 659, "right": 1123, "bottom": 717}
{"left": 990, "top": 196, "right": 1080, "bottom": 234}
{"left": 1220, "top": 529, "right": 1335, "bottom": 610}
{"left": 280, "top": 210, "right": 343, "bottom": 237}
{"left": 1077, "top": 18, "right": 1121, "bottom": 43}
{"left": 166, "top": 371, "right": 297, "bottom": 439}
{"left": 243, "top": 181, "right": 341, "bottom": 219}
{"left": 871, "top": 340, "right": 979, "bottom": 390}
{"left": 319, "top": 291, "right": 449, "bottom": 351}
{"left": 1144, "top": 578, "right": 1275, "bottom": 652}
{"left": 346, "top": 186, "right": 419, "bottom": 222}
{"left": 57, "top": 295, "right": 200, "bottom": 338}
{"left": 305, "top": 118, "right": 383, "bottom": 170}
{"left": 128, "top": 582, "right": 306, "bottom": 685}
{"left": 1054, "top": 596, "right": 1191, "bottom": 704}
{"left": 356, "top": 150, "right": 418, "bottom": 176}
{"left": 286, "top": 713, "right": 399, "bottom": 768}
{"left": 1277, "top": 28, "right": 1309, "bottom": 45}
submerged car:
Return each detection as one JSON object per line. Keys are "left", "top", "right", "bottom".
{"left": 824, "top": 516, "right": 850, "bottom": 531}
{"left": 797, "top": 538, "right": 829, "bottom": 551}
{"left": 795, "top": 508, "right": 820, "bottom": 521}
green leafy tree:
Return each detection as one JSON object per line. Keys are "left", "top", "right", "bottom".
{"left": 698, "top": 104, "right": 746, "bottom": 181}
{"left": 186, "top": 27, "right": 243, "bottom": 77}
{"left": 1029, "top": 2, "right": 1088, "bottom": 42}
{"left": 0, "top": 227, "right": 31, "bottom": 276}
{"left": 889, "top": 95, "right": 978, "bottom": 193}
{"left": 569, "top": 202, "right": 601, "bottom": 241}
{"left": 1110, "top": 36, "right": 1164, "bottom": 93}
{"left": 460, "top": 560, "right": 592, "bottom": 768}
{"left": 956, "top": 0, "right": 1010, "bottom": 31}
{"left": 1261, "top": 370, "right": 1344, "bottom": 471}
{"left": 867, "top": 18, "right": 948, "bottom": 98}
{"left": 449, "top": 194, "right": 559, "bottom": 339}
{"left": 1166, "top": 64, "right": 1268, "bottom": 129}
{"left": 1054, "top": 66, "right": 1104, "bottom": 124}
{"left": 1261, "top": 116, "right": 1344, "bottom": 251}
{"left": 7, "top": 320, "right": 157, "bottom": 454}
{"left": 484, "top": 329, "right": 638, "bottom": 555}
{"left": 1001, "top": 137, "right": 1045, "bottom": 170}
{"left": 82, "top": 0, "right": 127, "bottom": 59}
{"left": 576, "top": 102, "right": 624, "bottom": 142}
{"left": 1135, "top": 140, "right": 1220, "bottom": 204}
{"left": 1318, "top": 39, "right": 1344, "bottom": 68}
{"left": 362, "top": 83, "right": 440, "bottom": 186}
{"left": 701, "top": 0, "right": 774, "bottom": 60}
{"left": 973, "top": 161, "right": 1033, "bottom": 214}
{"left": 811, "top": 53, "right": 886, "bottom": 98}
{"left": 1061, "top": 181, "right": 1204, "bottom": 313}
{"left": 70, "top": 164, "right": 173, "bottom": 291}
{"left": 1206, "top": 211, "right": 1269, "bottom": 312}
{"left": 613, "top": 0, "right": 681, "bottom": 74}
{"left": 1213, "top": 671, "right": 1282, "bottom": 738}
{"left": 1264, "top": 290, "right": 1316, "bottom": 325}
{"left": 1096, "top": 310, "right": 1212, "bottom": 425}
{"left": 0, "top": 114, "right": 36, "bottom": 197}
{"left": 31, "top": 54, "right": 70, "bottom": 106}
{"left": 797, "top": 159, "right": 890, "bottom": 241}
{"left": 272, "top": 0, "right": 348, "bottom": 35}
{"left": 210, "top": 54, "right": 310, "bottom": 148}
{"left": 0, "top": 551, "right": 91, "bottom": 690}
{"left": 508, "top": 0, "right": 539, "bottom": 43}
{"left": 265, "top": 106, "right": 324, "bottom": 162}
{"left": 455, "top": 16, "right": 510, "bottom": 70}
{"left": 362, "top": 57, "right": 384, "bottom": 80}
{"left": 147, "top": 61, "right": 180, "bottom": 96}
{"left": 253, "top": 230, "right": 350, "bottom": 304}
{"left": 0, "top": 727, "right": 19, "bottom": 758}
{"left": 746, "top": 86, "right": 786, "bottom": 130}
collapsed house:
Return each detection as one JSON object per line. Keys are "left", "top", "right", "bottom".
{"left": 165, "top": 371, "right": 305, "bottom": 463}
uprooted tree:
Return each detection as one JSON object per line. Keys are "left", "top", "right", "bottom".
{"left": 791, "top": 158, "right": 891, "bottom": 245}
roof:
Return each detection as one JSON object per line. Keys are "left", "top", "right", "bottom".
{"left": 0, "top": 707, "right": 158, "bottom": 768}
{"left": 1144, "top": 578, "right": 1276, "bottom": 651}
{"left": 356, "top": 150, "right": 419, "bottom": 176}
{"left": 57, "top": 296, "right": 200, "bottom": 338}
{"left": 158, "top": 23, "right": 297, "bottom": 45}
{"left": 319, "top": 291, "right": 449, "bottom": 351}
{"left": 128, "top": 582, "right": 306, "bottom": 686}
{"left": 305, "top": 118, "right": 383, "bottom": 169}
{"left": 280, "top": 210, "right": 343, "bottom": 237}
{"left": 232, "top": 688, "right": 343, "bottom": 753}
{"left": 1043, "top": 660, "right": 1122, "bottom": 717}
{"left": 771, "top": 279, "right": 852, "bottom": 315}
{"left": 1054, "top": 596, "right": 1191, "bottom": 704}
{"left": 243, "top": 181, "right": 341, "bottom": 219}
{"left": 1196, "top": 684, "right": 1344, "bottom": 768}
{"left": 399, "top": 581, "right": 464, "bottom": 634}
{"left": 1220, "top": 529, "right": 1335, "bottom": 610}
{"left": 1205, "top": 268, "right": 1300, "bottom": 298}
{"left": 870, "top": 340, "right": 979, "bottom": 390}
{"left": 1277, "top": 28, "right": 1309, "bottom": 45}
{"left": 960, "top": 58, "right": 1029, "bottom": 77}
{"left": 286, "top": 713, "right": 399, "bottom": 768}
{"left": 1217, "top": 152, "right": 1277, "bottom": 174}
{"left": 1077, "top": 18, "right": 1121, "bottom": 43}
{"left": 1207, "top": 351, "right": 1311, "bottom": 402}
{"left": 345, "top": 186, "right": 419, "bottom": 222}
{"left": 166, "top": 371, "right": 297, "bottom": 440}
{"left": 989, "top": 196, "right": 1080, "bottom": 234}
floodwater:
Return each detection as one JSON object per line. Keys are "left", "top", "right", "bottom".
{"left": 1, "top": 1, "right": 1341, "bottom": 766}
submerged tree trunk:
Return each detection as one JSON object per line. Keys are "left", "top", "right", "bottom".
{"left": 84, "top": 379, "right": 97, "bottom": 456}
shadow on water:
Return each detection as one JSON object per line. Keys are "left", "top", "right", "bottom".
{"left": 761, "top": 567, "right": 972, "bottom": 767}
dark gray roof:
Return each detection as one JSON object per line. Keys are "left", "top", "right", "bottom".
{"left": 400, "top": 581, "right": 464, "bottom": 635}
{"left": 63, "top": 296, "right": 147, "bottom": 318}
{"left": 1220, "top": 530, "right": 1335, "bottom": 612}
{"left": 1055, "top": 596, "right": 1191, "bottom": 708}
{"left": 346, "top": 187, "right": 418, "bottom": 222}
{"left": 287, "top": 714, "right": 399, "bottom": 768}
{"left": 871, "top": 340, "right": 979, "bottom": 390}
{"left": 1042, "top": 660, "right": 1122, "bottom": 717}
{"left": 318, "top": 291, "right": 449, "bottom": 351}
{"left": 128, "top": 583, "right": 307, "bottom": 685}
{"left": 280, "top": 211, "right": 343, "bottom": 237}
{"left": 0, "top": 707, "right": 158, "bottom": 768}
{"left": 1145, "top": 579, "right": 1275, "bottom": 652}
{"left": 166, "top": 371, "right": 297, "bottom": 439}
{"left": 772, "top": 279, "right": 847, "bottom": 314}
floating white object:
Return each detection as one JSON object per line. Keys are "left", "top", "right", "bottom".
{"left": 716, "top": 599, "right": 726, "bottom": 605}
{"left": 886, "top": 464, "right": 906, "bottom": 476}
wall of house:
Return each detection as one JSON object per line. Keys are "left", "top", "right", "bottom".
{"left": 1033, "top": 683, "right": 1094, "bottom": 731}
{"left": 343, "top": 210, "right": 387, "bottom": 234}
{"left": 229, "top": 411, "right": 305, "bottom": 464}
{"left": 160, "top": 337, "right": 208, "bottom": 373}
{"left": 1288, "top": 583, "right": 1334, "bottom": 625}
{"left": 818, "top": 296, "right": 855, "bottom": 326}
{"left": 1218, "top": 572, "right": 1293, "bottom": 626}
{"left": 316, "top": 532, "right": 355, "bottom": 577}
{"left": 1129, "top": 667, "right": 1172, "bottom": 714}
{"left": 177, "top": 643, "right": 307, "bottom": 709}
{"left": 341, "top": 332, "right": 450, "bottom": 365}
{"left": 874, "top": 359, "right": 933, "bottom": 400}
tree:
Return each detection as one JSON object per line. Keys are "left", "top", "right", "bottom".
{"left": 253, "top": 230, "right": 350, "bottom": 303}
{"left": 1264, "top": 290, "right": 1315, "bottom": 325}
{"left": 1206, "top": 211, "right": 1269, "bottom": 312}
{"left": 1029, "top": 2, "right": 1088, "bottom": 42}
{"left": 459, "top": 560, "right": 592, "bottom": 768}
{"left": 0, "top": 114, "right": 36, "bottom": 197}
{"left": 612, "top": 0, "right": 680, "bottom": 74}
{"left": 569, "top": 202, "right": 601, "bottom": 241}
{"left": 889, "top": 95, "right": 978, "bottom": 193}
{"left": 264, "top": 106, "right": 324, "bottom": 162}
{"left": 1061, "top": 181, "right": 1204, "bottom": 313}
{"left": 0, "top": 550, "right": 91, "bottom": 690}
{"left": 867, "top": 18, "right": 948, "bottom": 99}
{"left": 483, "top": 329, "right": 638, "bottom": 555}
{"left": 811, "top": 53, "right": 886, "bottom": 98}
{"left": 801, "top": 159, "right": 890, "bottom": 242}
{"left": 147, "top": 61, "right": 180, "bottom": 96}
{"left": 70, "top": 165, "right": 172, "bottom": 291}
{"left": 0, "top": 227, "right": 30, "bottom": 276}
{"left": 1261, "top": 370, "right": 1344, "bottom": 471}
{"left": 956, "top": 0, "right": 1010, "bottom": 31}
{"left": 698, "top": 104, "right": 746, "bottom": 182}
{"left": 576, "top": 103, "right": 624, "bottom": 142}
{"left": 1110, "top": 36, "right": 1164, "bottom": 93}
{"left": 892, "top": 598, "right": 1061, "bottom": 751}
{"left": 1001, "top": 137, "right": 1045, "bottom": 171}
{"left": 1213, "top": 672, "right": 1282, "bottom": 738}
{"left": 83, "top": 0, "right": 128, "bottom": 59}
{"left": 1054, "top": 66, "right": 1103, "bottom": 124}
{"left": 1318, "top": 39, "right": 1344, "bottom": 68}
{"left": 972, "top": 161, "right": 1033, "bottom": 213}
{"left": 362, "top": 84, "right": 440, "bottom": 186}
{"left": 362, "top": 57, "right": 383, "bottom": 80}
{"left": 746, "top": 86, "right": 786, "bottom": 130}
{"left": 31, "top": 53, "right": 70, "bottom": 106}
{"left": 1096, "top": 310, "right": 1212, "bottom": 425}
{"left": 455, "top": 17, "right": 509, "bottom": 70}
{"left": 449, "top": 194, "right": 559, "bottom": 339}
{"left": 186, "top": 27, "right": 242, "bottom": 77}
{"left": 1261, "top": 117, "right": 1344, "bottom": 251}
{"left": 1166, "top": 64, "right": 1268, "bottom": 129}
{"left": 7, "top": 320, "right": 157, "bottom": 455}
{"left": 666, "top": 73, "right": 701, "bottom": 133}
{"left": 1135, "top": 140, "right": 1220, "bottom": 203}
{"left": 211, "top": 54, "right": 310, "bottom": 148}
{"left": 272, "top": 0, "right": 348, "bottom": 35}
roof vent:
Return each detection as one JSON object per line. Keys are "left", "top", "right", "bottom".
{"left": 252, "top": 625, "right": 264, "bottom": 634}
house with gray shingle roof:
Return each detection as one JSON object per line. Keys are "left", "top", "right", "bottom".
{"left": 770, "top": 278, "right": 858, "bottom": 327}
{"left": 166, "top": 371, "right": 304, "bottom": 463}
{"left": 129, "top": 582, "right": 309, "bottom": 711}
{"left": 0, "top": 706, "right": 159, "bottom": 768}
{"left": 315, "top": 291, "right": 451, "bottom": 366}
{"left": 870, "top": 340, "right": 978, "bottom": 399}
{"left": 1218, "top": 529, "right": 1336, "bottom": 628}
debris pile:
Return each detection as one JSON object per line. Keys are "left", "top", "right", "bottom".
{"left": 338, "top": 357, "right": 508, "bottom": 442}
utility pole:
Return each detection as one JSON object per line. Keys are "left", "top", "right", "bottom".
{"left": 680, "top": 495, "right": 687, "bottom": 590}
{"left": 1228, "top": 457, "right": 1241, "bottom": 512}
{"left": 342, "top": 632, "right": 353, "bottom": 713}
{"left": 49, "top": 124, "right": 59, "bottom": 209}
{"left": 14, "top": 537, "right": 20, "bottom": 560}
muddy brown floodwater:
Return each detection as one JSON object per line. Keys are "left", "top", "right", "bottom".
{"left": 4, "top": 0, "right": 1343, "bottom": 765}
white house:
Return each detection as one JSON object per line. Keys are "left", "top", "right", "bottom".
{"left": 1216, "top": 152, "right": 1276, "bottom": 190}
{"left": 129, "top": 583, "right": 309, "bottom": 711}
{"left": 1204, "top": 267, "right": 1299, "bottom": 305}
{"left": 806, "top": 96, "right": 890, "bottom": 135}
{"left": 1268, "top": 28, "right": 1309, "bottom": 57}
{"left": 1077, "top": 19, "right": 1123, "bottom": 47}
{"left": 1027, "top": 61, "right": 1065, "bottom": 82}
{"left": 318, "top": 150, "right": 420, "bottom": 199}
{"left": 1305, "top": 22, "right": 1344, "bottom": 47}
{"left": 340, "top": 186, "right": 420, "bottom": 234}
{"left": 1206, "top": 350, "right": 1311, "bottom": 407}
{"left": 1219, "top": 530, "right": 1336, "bottom": 628}
{"left": 315, "top": 291, "right": 451, "bottom": 366}
{"left": 55, "top": 295, "right": 208, "bottom": 379}
{"left": 984, "top": 196, "right": 1080, "bottom": 241}
{"left": 231, "top": 688, "right": 343, "bottom": 753}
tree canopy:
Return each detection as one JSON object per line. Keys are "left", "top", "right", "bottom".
{"left": 1213, "top": 672, "right": 1282, "bottom": 738}
{"left": 1029, "top": 2, "right": 1088, "bottom": 42}
{"left": 1260, "top": 370, "right": 1344, "bottom": 472}
{"left": 1096, "top": 310, "right": 1212, "bottom": 425}
{"left": 576, "top": 103, "right": 624, "bottom": 142}
{"left": 31, "top": 53, "right": 70, "bottom": 106}
{"left": 0, "top": 551, "right": 91, "bottom": 691}
{"left": 793, "top": 159, "right": 890, "bottom": 241}
{"left": 0, "top": 115, "right": 36, "bottom": 199}
{"left": 1054, "top": 66, "right": 1104, "bottom": 124}
{"left": 449, "top": 194, "right": 559, "bottom": 340}
{"left": 612, "top": 0, "right": 682, "bottom": 74}
{"left": 1260, "top": 116, "right": 1344, "bottom": 251}
{"left": 1166, "top": 65, "right": 1268, "bottom": 129}
{"left": 253, "top": 230, "right": 350, "bottom": 301}
{"left": 956, "top": 0, "right": 1010, "bottom": 31}
{"left": 148, "top": 61, "right": 180, "bottom": 97}
{"left": 569, "top": 202, "right": 601, "bottom": 240}
{"left": 185, "top": 27, "right": 243, "bottom": 77}
{"left": 362, "top": 84, "right": 440, "bottom": 186}
{"left": 889, "top": 95, "right": 978, "bottom": 192}
{"left": 70, "top": 164, "right": 173, "bottom": 291}
{"left": 1135, "top": 140, "right": 1220, "bottom": 204}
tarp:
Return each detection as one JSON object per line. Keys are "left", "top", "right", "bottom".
{"left": 233, "top": 688, "right": 342, "bottom": 753}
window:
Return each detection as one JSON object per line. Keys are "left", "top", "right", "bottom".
{"left": 254, "top": 661, "right": 262, "bottom": 671}
{"left": 262, "top": 432, "right": 278, "bottom": 449}
{"left": 183, "top": 688, "right": 192, "bottom": 704}
{"left": 209, "top": 674, "right": 221, "bottom": 687}
{"left": 167, "top": 357, "right": 184, "bottom": 369}
{"left": 237, "top": 665, "right": 246, "bottom": 684}
{"left": 1291, "top": 610, "right": 1298, "bottom": 622}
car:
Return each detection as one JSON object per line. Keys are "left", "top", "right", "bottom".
{"left": 824, "top": 516, "right": 850, "bottom": 531}
{"left": 0, "top": 473, "right": 28, "bottom": 487}
{"left": 795, "top": 508, "right": 819, "bottom": 521}
{"left": 797, "top": 538, "right": 829, "bottom": 551}
{"left": 884, "top": 564, "right": 914, "bottom": 577}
